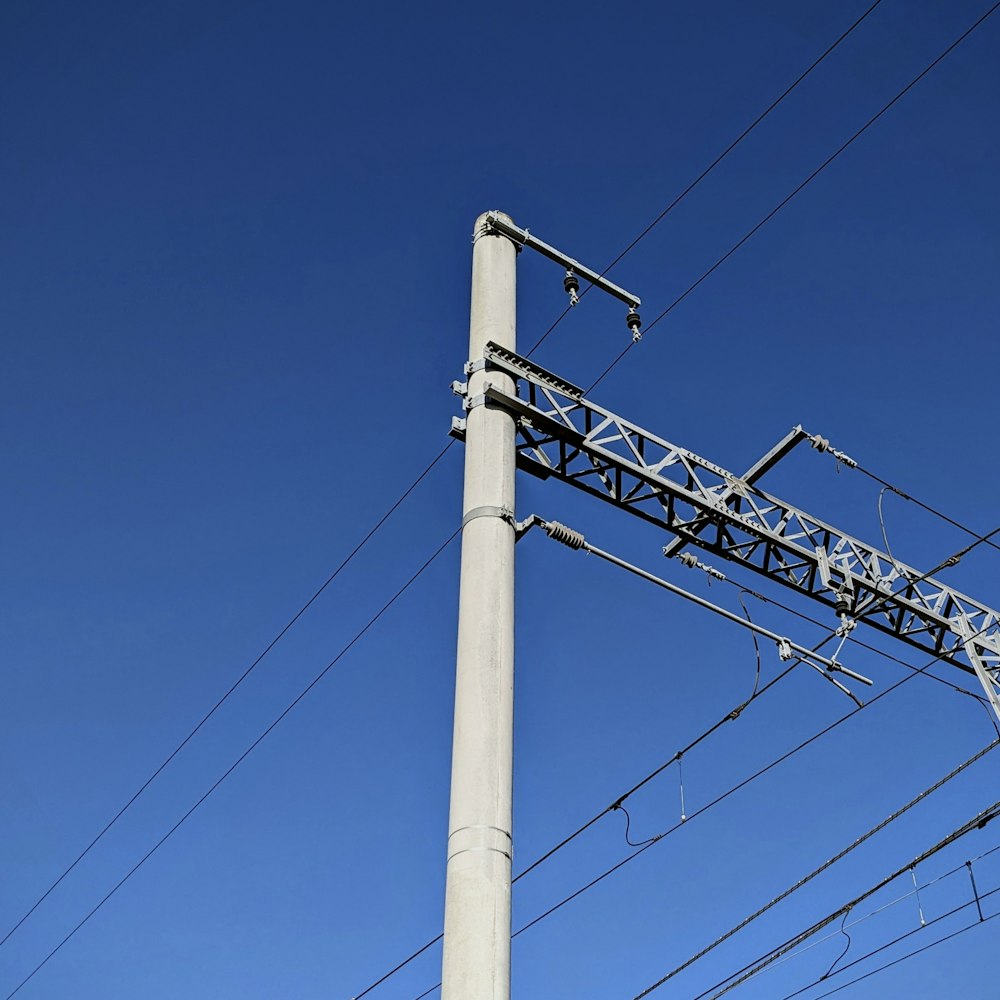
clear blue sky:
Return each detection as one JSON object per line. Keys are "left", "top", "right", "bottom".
{"left": 3, "top": 1, "right": 999, "bottom": 998}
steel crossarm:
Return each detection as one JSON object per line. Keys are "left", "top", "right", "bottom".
{"left": 450, "top": 342, "right": 1000, "bottom": 687}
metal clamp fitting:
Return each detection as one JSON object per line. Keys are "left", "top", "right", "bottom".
{"left": 462, "top": 505, "right": 514, "bottom": 530}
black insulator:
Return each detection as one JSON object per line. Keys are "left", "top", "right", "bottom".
{"left": 835, "top": 595, "right": 851, "bottom": 617}
{"left": 564, "top": 272, "right": 580, "bottom": 294}
{"left": 626, "top": 309, "right": 641, "bottom": 331}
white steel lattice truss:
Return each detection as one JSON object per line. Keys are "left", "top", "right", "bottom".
{"left": 451, "top": 342, "right": 1000, "bottom": 720}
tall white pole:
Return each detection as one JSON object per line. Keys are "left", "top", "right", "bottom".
{"left": 441, "top": 212, "right": 518, "bottom": 1000}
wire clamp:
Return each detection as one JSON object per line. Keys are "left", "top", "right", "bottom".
{"left": 777, "top": 638, "right": 794, "bottom": 661}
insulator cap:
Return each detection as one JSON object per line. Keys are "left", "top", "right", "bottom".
{"left": 626, "top": 308, "right": 641, "bottom": 331}
{"left": 835, "top": 595, "right": 852, "bottom": 617}
{"left": 563, "top": 271, "right": 580, "bottom": 294}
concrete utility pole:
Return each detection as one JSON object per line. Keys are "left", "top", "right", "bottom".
{"left": 441, "top": 212, "right": 518, "bottom": 1000}
{"left": 440, "top": 208, "right": 1000, "bottom": 998}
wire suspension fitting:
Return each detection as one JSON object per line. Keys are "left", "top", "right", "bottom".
{"left": 563, "top": 269, "right": 580, "bottom": 307}
{"left": 677, "top": 753, "right": 687, "bottom": 823}
{"left": 966, "top": 860, "right": 985, "bottom": 922}
{"left": 627, "top": 306, "right": 642, "bottom": 343}
{"left": 910, "top": 866, "right": 927, "bottom": 927}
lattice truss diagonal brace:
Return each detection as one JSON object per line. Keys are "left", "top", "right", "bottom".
{"left": 450, "top": 342, "right": 1000, "bottom": 717}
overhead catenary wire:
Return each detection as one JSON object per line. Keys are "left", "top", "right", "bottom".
{"left": 396, "top": 663, "right": 806, "bottom": 1000}
{"left": 855, "top": 459, "right": 1000, "bottom": 560}
{"left": 650, "top": 846, "right": 1000, "bottom": 995}
{"left": 665, "top": 799, "right": 1000, "bottom": 1000}
{"left": 500, "top": 521, "right": 1000, "bottom": 979}
{"left": 515, "top": 523, "right": 1000, "bottom": 944}
{"left": 354, "top": 593, "right": 824, "bottom": 999}
{"left": 0, "top": 439, "right": 456, "bottom": 952}
{"left": 508, "top": 615, "right": 999, "bottom": 937}
{"left": 351, "top": 622, "right": 805, "bottom": 1000}
{"left": 626, "top": 736, "right": 1000, "bottom": 994}
{"left": 524, "top": 0, "right": 885, "bottom": 358}
{"left": 3, "top": 526, "right": 462, "bottom": 1000}
{"left": 587, "top": 0, "right": 1000, "bottom": 393}
{"left": 757, "top": 843, "right": 1000, "bottom": 985}
{"left": 780, "top": 888, "right": 1000, "bottom": 1000}
{"left": 828, "top": 446, "right": 1000, "bottom": 582}
{"left": 405, "top": 631, "right": 991, "bottom": 1000}
{"left": 804, "top": 427, "right": 1000, "bottom": 574}
{"left": 415, "top": 605, "right": 1000, "bottom": 999}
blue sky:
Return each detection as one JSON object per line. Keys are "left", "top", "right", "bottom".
{"left": 2, "top": 1, "right": 1000, "bottom": 997}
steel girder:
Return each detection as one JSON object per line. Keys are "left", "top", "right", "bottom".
{"left": 451, "top": 341, "right": 1000, "bottom": 697}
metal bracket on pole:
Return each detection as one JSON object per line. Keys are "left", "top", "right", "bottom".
{"left": 482, "top": 211, "right": 641, "bottom": 309}
{"left": 513, "top": 513, "right": 544, "bottom": 542}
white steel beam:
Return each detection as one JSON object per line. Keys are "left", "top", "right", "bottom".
{"left": 483, "top": 211, "right": 641, "bottom": 308}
